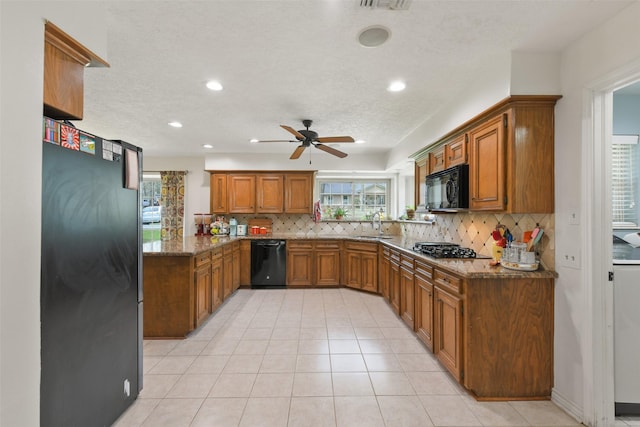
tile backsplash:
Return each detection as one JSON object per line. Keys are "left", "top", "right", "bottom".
{"left": 229, "top": 212, "right": 555, "bottom": 270}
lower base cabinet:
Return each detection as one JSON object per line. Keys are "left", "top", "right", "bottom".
{"left": 287, "top": 240, "right": 341, "bottom": 286}
{"left": 433, "top": 285, "right": 463, "bottom": 382}
{"left": 399, "top": 254, "right": 415, "bottom": 329}
{"left": 414, "top": 259, "right": 434, "bottom": 351}
{"left": 389, "top": 249, "right": 401, "bottom": 315}
{"left": 211, "top": 247, "right": 223, "bottom": 311}
{"left": 343, "top": 241, "right": 378, "bottom": 293}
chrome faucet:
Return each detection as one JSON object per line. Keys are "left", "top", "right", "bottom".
{"left": 371, "top": 209, "right": 383, "bottom": 235}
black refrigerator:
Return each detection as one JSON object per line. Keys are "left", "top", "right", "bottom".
{"left": 40, "top": 120, "right": 143, "bottom": 427}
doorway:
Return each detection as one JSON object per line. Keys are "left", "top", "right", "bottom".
{"left": 586, "top": 68, "right": 640, "bottom": 426}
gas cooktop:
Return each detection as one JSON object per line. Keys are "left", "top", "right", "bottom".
{"left": 412, "top": 242, "right": 482, "bottom": 259}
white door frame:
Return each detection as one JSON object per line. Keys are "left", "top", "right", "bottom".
{"left": 583, "top": 61, "right": 640, "bottom": 427}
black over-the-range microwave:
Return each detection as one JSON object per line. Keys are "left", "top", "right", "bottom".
{"left": 425, "top": 164, "right": 469, "bottom": 211}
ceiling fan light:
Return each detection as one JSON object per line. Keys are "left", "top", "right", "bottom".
{"left": 388, "top": 81, "right": 406, "bottom": 92}
{"left": 206, "top": 80, "right": 223, "bottom": 91}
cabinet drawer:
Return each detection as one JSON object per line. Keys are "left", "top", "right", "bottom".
{"left": 434, "top": 269, "right": 463, "bottom": 294}
{"left": 211, "top": 247, "right": 223, "bottom": 259}
{"left": 194, "top": 251, "right": 211, "bottom": 267}
{"left": 400, "top": 254, "right": 414, "bottom": 270}
{"left": 389, "top": 249, "right": 401, "bottom": 263}
{"left": 288, "top": 240, "right": 314, "bottom": 251}
{"left": 344, "top": 241, "right": 377, "bottom": 253}
{"left": 415, "top": 259, "right": 433, "bottom": 281}
{"left": 315, "top": 240, "right": 340, "bottom": 251}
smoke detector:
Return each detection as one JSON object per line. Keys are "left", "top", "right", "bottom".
{"left": 360, "top": 0, "right": 412, "bottom": 10}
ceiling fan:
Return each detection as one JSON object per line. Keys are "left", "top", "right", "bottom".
{"left": 257, "top": 119, "right": 355, "bottom": 159}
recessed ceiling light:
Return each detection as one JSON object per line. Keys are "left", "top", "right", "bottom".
{"left": 249, "top": 138, "right": 259, "bottom": 143}
{"left": 387, "top": 81, "right": 406, "bottom": 92}
{"left": 202, "top": 144, "right": 213, "bottom": 149}
{"left": 355, "top": 139, "right": 366, "bottom": 144}
{"left": 168, "top": 121, "right": 183, "bottom": 128}
{"left": 358, "top": 25, "right": 391, "bottom": 48}
{"left": 206, "top": 80, "right": 223, "bottom": 91}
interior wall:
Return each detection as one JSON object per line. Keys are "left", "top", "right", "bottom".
{"left": 554, "top": 1, "right": 640, "bottom": 423}
{"left": 0, "top": 2, "right": 107, "bottom": 424}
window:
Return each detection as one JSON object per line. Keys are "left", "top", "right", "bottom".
{"left": 612, "top": 135, "right": 640, "bottom": 227}
{"left": 141, "top": 172, "right": 162, "bottom": 242}
{"left": 318, "top": 179, "right": 389, "bottom": 220}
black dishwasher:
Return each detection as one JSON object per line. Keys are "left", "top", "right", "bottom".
{"left": 251, "top": 240, "right": 286, "bottom": 288}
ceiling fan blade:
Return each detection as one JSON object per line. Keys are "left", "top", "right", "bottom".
{"left": 256, "top": 139, "right": 297, "bottom": 143}
{"left": 315, "top": 143, "right": 348, "bottom": 158}
{"left": 290, "top": 145, "right": 307, "bottom": 159}
{"left": 315, "top": 136, "right": 355, "bottom": 143}
{"left": 281, "top": 125, "right": 305, "bottom": 140}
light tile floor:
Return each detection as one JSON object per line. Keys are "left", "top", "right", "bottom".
{"left": 114, "top": 288, "right": 591, "bottom": 427}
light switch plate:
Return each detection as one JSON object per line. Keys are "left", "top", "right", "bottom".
{"left": 569, "top": 211, "right": 580, "bottom": 225}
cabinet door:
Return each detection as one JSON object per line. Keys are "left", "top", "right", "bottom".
{"left": 232, "top": 242, "right": 240, "bottom": 291}
{"left": 400, "top": 264, "right": 415, "bottom": 329}
{"left": 361, "top": 252, "right": 378, "bottom": 293}
{"left": 210, "top": 174, "right": 228, "bottom": 214}
{"left": 222, "top": 251, "right": 234, "bottom": 299}
{"left": 414, "top": 275, "right": 433, "bottom": 351}
{"left": 257, "top": 174, "right": 284, "bottom": 213}
{"left": 285, "top": 173, "right": 313, "bottom": 214}
{"left": 445, "top": 134, "right": 467, "bottom": 168}
{"left": 469, "top": 114, "right": 505, "bottom": 211}
{"left": 389, "top": 257, "right": 401, "bottom": 315}
{"left": 414, "top": 157, "right": 428, "bottom": 211}
{"left": 195, "top": 264, "right": 211, "bottom": 327}
{"left": 287, "top": 242, "right": 314, "bottom": 286}
{"left": 228, "top": 175, "right": 256, "bottom": 213}
{"left": 239, "top": 240, "right": 251, "bottom": 286}
{"left": 211, "top": 256, "right": 223, "bottom": 310}
{"left": 434, "top": 286, "right": 463, "bottom": 381}
{"left": 315, "top": 241, "right": 341, "bottom": 286}
{"left": 343, "top": 251, "right": 362, "bottom": 289}
{"left": 378, "top": 249, "right": 390, "bottom": 300}
{"left": 429, "top": 146, "right": 445, "bottom": 174}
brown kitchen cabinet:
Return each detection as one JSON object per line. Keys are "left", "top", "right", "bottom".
{"left": 208, "top": 171, "right": 315, "bottom": 214}
{"left": 222, "top": 244, "right": 235, "bottom": 298}
{"left": 411, "top": 95, "right": 560, "bottom": 213}
{"left": 342, "top": 241, "right": 377, "bottom": 293}
{"left": 239, "top": 240, "right": 251, "bottom": 286}
{"left": 194, "top": 251, "right": 212, "bottom": 327}
{"left": 315, "top": 240, "right": 341, "bottom": 286}
{"left": 428, "top": 146, "right": 445, "bottom": 174}
{"left": 287, "top": 240, "right": 340, "bottom": 286}
{"left": 228, "top": 175, "right": 256, "bottom": 213}
{"left": 287, "top": 240, "right": 314, "bottom": 286}
{"left": 211, "top": 247, "right": 223, "bottom": 311}
{"left": 434, "top": 284, "right": 463, "bottom": 381}
{"left": 388, "top": 248, "right": 401, "bottom": 314}
{"left": 414, "top": 156, "right": 428, "bottom": 212}
{"left": 399, "top": 254, "right": 415, "bottom": 329}
{"left": 230, "top": 240, "right": 241, "bottom": 291}
{"left": 43, "top": 21, "right": 109, "bottom": 120}
{"left": 210, "top": 174, "right": 228, "bottom": 214}
{"left": 414, "top": 259, "right": 434, "bottom": 351}
{"left": 445, "top": 133, "right": 467, "bottom": 168}
{"left": 378, "top": 245, "right": 390, "bottom": 301}
{"left": 257, "top": 174, "right": 284, "bottom": 213}
{"left": 468, "top": 113, "right": 506, "bottom": 211}
{"left": 285, "top": 173, "right": 314, "bottom": 214}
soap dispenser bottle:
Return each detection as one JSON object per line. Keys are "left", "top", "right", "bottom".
{"left": 229, "top": 217, "right": 237, "bottom": 236}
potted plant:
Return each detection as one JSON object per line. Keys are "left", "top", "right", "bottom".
{"left": 334, "top": 207, "right": 348, "bottom": 220}
{"left": 406, "top": 206, "right": 416, "bottom": 220}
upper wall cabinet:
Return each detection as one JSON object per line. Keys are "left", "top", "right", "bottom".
{"left": 411, "top": 95, "right": 561, "bottom": 214}
{"left": 209, "top": 171, "right": 315, "bottom": 215}
{"left": 43, "top": 21, "right": 109, "bottom": 120}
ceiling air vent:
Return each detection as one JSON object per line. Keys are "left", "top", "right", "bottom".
{"left": 360, "top": 0, "right": 412, "bottom": 10}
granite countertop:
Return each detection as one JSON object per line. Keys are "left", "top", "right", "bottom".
{"left": 143, "top": 234, "right": 557, "bottom": 279}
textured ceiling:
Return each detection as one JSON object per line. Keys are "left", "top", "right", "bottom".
{"left": 77, "top": 0, "right": 632, "bottom": 160}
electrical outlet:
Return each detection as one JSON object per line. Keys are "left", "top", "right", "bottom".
{"left": 561, "top": 251, "right": 581, "bottom": 269}
{"left": 569, "top": 211, "right": 580, "bottom": 225}
{"left": 124, "top": 379, "right": 130, "bottom": 397}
